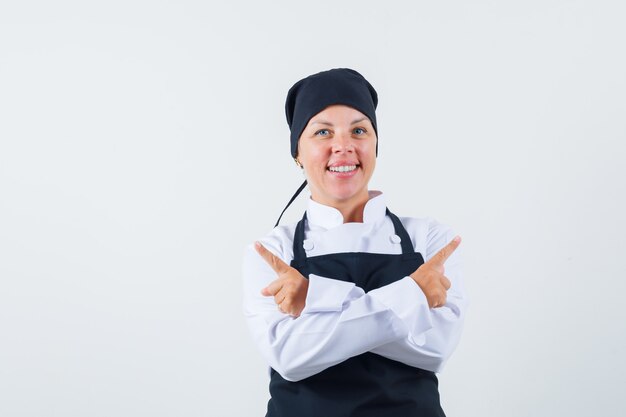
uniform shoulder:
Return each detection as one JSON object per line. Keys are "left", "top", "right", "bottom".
{"left": 396, "top": 214, "right": 453, "bottom": 234}
{"left": 396, "top": 214, "right": 457, "bottom": 260}
{"left": 245, "top": 221, "right": 298, "bottom": 264}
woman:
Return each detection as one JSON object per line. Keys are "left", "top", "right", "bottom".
{"left": 242, "top": 68, "right": 468, "bottom": 417}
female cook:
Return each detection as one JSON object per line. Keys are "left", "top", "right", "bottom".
{"left": 242, "top": 68, "right": 468, "bottom": 417}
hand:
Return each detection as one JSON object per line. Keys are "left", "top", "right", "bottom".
{"left": 255, "top": 241, "right": 310, "bottom": 317}
{"left": 410, "top": 236, "right": 461, "bottom": 309}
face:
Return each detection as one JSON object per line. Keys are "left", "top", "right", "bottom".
{"left": 296, "top": 104, "right": 377, "bottom": 209}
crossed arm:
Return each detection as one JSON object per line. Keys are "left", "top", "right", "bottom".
{"left": 242, "top": 231, "right": 467, "bottom": 382}
{"left": 255, "top": 235, "right": 459, "bottom": 315}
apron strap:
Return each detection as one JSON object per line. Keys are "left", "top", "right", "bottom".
{"left": 274, "top": 180, "right": 308, "bottom": 228}
{"left": 292, "top": 211, "right": 308, "bottom": 262}
{"left": 385, "top": 208, "right": 416, "bottom": 256}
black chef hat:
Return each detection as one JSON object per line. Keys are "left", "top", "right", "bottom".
{"left": 285, "top": 68, "right": 379, "bottom": 158}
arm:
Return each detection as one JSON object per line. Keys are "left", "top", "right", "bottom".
{"left": 370, "top": 223, "right": 469, "bottom": 372}
{"left": 242, "top": 239, "right": 431, "bottom": 382}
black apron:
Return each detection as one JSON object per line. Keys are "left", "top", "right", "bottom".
{"left": 266, "top": 208, "right": 445, "bottom": 417}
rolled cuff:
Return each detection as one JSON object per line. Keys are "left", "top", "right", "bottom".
{"left": 368, "top": 276, "right": 433, "bottom": 339}
{"left": 301, "top": 274, "right": 363, "bottom": 314}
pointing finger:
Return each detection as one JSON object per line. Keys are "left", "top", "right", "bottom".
{"left": 428, "top": 236, "right": 461, "bottom": 266}
{"left": 255, "top": 241, "right": 290, "bottom": 274}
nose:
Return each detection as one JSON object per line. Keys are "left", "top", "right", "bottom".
{"left": 331, "top": 131, "right": 354, "bottom": 154}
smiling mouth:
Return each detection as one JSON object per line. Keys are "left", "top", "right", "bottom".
{"left": 327, "top": 164, "right": 359, "bottom": 173}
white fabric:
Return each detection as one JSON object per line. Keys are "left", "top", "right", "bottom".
{"left": 242, "top": 191, "right": 469, "bottom": 382}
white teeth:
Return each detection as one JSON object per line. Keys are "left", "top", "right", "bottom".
{"left": 328, "top": 165, "right": 357, "bottom": 173}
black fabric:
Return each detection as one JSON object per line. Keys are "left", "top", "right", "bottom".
{"left": 266, "top": 209, "right": 445, "bottom": 417}
{"left": 285, "top": 68, "right": 379, "bottom": 158}
{"left": 274, "top": 180, "right": 307, "bottom": 228}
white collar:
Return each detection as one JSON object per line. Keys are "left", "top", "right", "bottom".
{"left": 305, "top": 191, "right": 386, "bottom": 230}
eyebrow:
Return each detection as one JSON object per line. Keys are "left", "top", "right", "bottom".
{"left": 351, "top": 117, "right": 368, "bottom": 125}
{"left": 311, "top": 117, "right": 368, "bottom": 126}
{"left": 310, "top": 120, "right": 333, "bottom": 126}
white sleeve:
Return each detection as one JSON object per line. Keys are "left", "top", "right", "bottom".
{"left": 242, "top": 242, "right": 423, "bottom": 382}
{"left": 369, "top": 222, "right": 469, "bottom": 372}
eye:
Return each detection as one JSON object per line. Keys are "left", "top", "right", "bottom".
{"left": 353, "top": 127, "right": 367, "bottom": 135}
{"left": 315, "top": 129, "right": 330, "bottom": 136}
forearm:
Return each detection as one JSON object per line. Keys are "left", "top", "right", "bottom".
{"left": 244, "top": 289, "right": 408, "bottom": 382}
{"left": 369, "top": 220, "right": 469, "bottom": 371}
{"left": 243, "top": 245, "right": 410, "bottom": 382}
{"left": 370, "top": 291, "right": 468, "bottom": 372}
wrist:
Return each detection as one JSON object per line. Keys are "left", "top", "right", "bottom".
{"left": 410, "top": 271, "right": 423, "bottom": 288}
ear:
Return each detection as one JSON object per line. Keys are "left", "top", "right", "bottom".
{"left": 294, "top": 158, "right": 303, "bottom": 168}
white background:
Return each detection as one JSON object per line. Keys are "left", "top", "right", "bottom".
{"left": 1, "top": 1, "right": 625, "bottom": 416}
